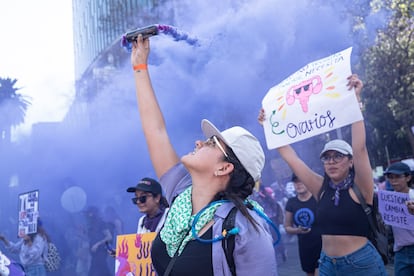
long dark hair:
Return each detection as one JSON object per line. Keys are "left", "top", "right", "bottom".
{"left": 27, "top": 219, "right": 50, "bottom": 243}
{"left": 151, "top": 193, "right": 169, "bottom": 210}
{"left": 36, "top": 223, "right": 51, "bottom": 242}
{"left": 215, "top": 147, "right": 260, "bottom": 230}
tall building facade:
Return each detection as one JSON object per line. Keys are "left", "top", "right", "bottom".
{"left": 67, "top": 0, "right": 172, "bottom": 128}
{"left": 72, "top": 0, "right": 158, "bottom": 80}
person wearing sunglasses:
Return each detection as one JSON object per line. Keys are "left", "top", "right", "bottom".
{"left": 127, "top": 177, "right": 169, "bottom": 234}
{"left": 130, "top": 35, "right": 276, "bottom": 275}
{"left": 258, "top": 74, "right": 387, "bottom": 275}
{"left": 383, "top": 162, "right": 414, "bottom": 276}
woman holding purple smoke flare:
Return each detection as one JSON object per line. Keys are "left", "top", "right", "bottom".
{"left": 258, "top": 75, "right": 387, "bottom": 275}
{"left": 130, "top": 34, "right": 277, "bottom": 275}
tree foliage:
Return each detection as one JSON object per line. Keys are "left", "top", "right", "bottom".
{"left": 358, "top": 0, "right": 414, "bottom": 166}
{"left": 0, "top": 77, "right": 31, "bottom": 143}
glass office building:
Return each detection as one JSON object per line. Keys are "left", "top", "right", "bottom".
{"left": 72, "top": 0, "right": 159, "bottom": 80}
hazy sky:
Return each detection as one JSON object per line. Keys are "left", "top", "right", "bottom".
{"left": 0, "top": 0, "right": 75, "bottom": 139}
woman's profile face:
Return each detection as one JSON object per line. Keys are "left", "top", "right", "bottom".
{"left": 322, "top": 150, "right": 352, "bottom": 183}
{"left": 181, "top": 136, "right": 231, "bottom": 177}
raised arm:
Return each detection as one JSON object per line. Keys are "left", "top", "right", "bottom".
{"left": 131, "top": 35, "right": 180, "bottom": 178}
{"left": 277, "top": 145, "right": 323, "bottom": 198}
{"left": 347, "top": 74, "right": 374, "bottom": 204}
{"left": 258, "top": 109, "right": 323, "bottom": 198}
{"left": 0, "top": 235, "right": 11, "bottom": 247}
{"left": 2, "top": 237, "right": 23, "bottom": 255}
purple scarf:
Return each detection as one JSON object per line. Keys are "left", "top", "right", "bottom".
{"left": 329, "top": 173, "right": 353, "bottom": 206}
{"left": 142, "top": 208, "right": 165, "bottom": 232}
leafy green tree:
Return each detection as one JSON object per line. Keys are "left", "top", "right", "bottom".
{"left": 359, "top": 0, "right": 414, "bottom": 166}
{"left": 0, "top": 77, "right": 31, "bottom": 144}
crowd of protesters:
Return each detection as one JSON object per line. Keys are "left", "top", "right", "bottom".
{"left": 1, "top": 34, "right": 414, "bottom": 275}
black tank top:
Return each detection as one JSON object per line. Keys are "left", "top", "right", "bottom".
{"left": 151, "top": 228, "right": 213, "bottom": 276}
{"left": 316, "top": 185, "right": 370, "bottom": 236}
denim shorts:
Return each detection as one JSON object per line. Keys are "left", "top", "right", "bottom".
{"left": 24, "top": 264, "right": 46, "bottom": 276}
{"left": 394, "top": 244, "right": 414, "bottom": 276}
{"left": 318, "top": 240, "right": 387, "bottom": 276}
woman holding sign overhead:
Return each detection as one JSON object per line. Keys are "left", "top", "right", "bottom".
{"left": 258, "top": 75, "right": 387, "bottom": 275}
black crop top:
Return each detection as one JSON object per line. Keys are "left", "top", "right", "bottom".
{"left": 151, "top": 228, "right": 213, "bottom": 276}
{"left": 316, "top": 185, "right": 371, "bottom": 237}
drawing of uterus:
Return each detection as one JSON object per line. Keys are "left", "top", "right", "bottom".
{"left": 286, "top": 75, "right": 323, "bottom": 112}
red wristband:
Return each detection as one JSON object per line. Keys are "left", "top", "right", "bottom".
{"left": 133, "top": 64, "right": 148, "bottom": 71}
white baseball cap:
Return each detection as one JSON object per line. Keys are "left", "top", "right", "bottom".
{"left": 201, "top": 119, "right": 265, "bottom": 181}
{"left": 320, "top": 139, "right": 353, "bottom": 157}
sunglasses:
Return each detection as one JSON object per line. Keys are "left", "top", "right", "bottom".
{"left": 131, "top": 194, "right": 153, "bottom": 204}
{"left": 204, "top": 135, "right": 229, "bottom": 158}
{"left": 320, "top": 153, "right": 347, "bottom": 164}
{"left": 295, "top": 84, "right": 310, "bottom": 95}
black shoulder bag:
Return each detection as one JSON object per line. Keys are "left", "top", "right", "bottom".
{"left": 353, "top": 184, "right": 389, "bottom": 265}
{"left": 222, "top": 207, "right": 238, "bottom": 276}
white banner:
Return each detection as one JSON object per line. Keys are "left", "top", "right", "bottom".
{"left": 262, "top": 47, "right": 362, "bottom": 149}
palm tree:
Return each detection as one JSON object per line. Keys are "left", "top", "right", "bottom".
{"left": 0, "top": 77, "right": 31, "bottom": 144}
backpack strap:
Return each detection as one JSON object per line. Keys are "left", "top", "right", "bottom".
{"left": 222, "top": 207, "right": 238, "bottom": 276}
{"left": 352, "top": 184, "right": 378, "bottom": 233}
{"left": 353, "top": 184, "right": 390, "bottom": 265}
{"left": 318, "top": 174, "right": 330, "bottom": 200}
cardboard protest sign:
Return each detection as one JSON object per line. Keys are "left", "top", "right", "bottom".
{"left": 262, "top": 47, "right": 362, "bottom": 149}
{"left": 378, "top": 190, "right": 414, "bottom": 230}
{"left": 115, "top": 232, "right": 157, "bottom": 276}
{"left": 18, "top": 190, "right": 39, "bottom": 236}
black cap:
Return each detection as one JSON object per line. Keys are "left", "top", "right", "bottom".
{"left": 384, "top": 162, "right": 411, "bottom": 175}
{"left": 126, "top": 177, "right": 162, "bottom": 195}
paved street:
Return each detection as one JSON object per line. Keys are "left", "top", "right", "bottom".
{"left": 276, "top": 235, "right": 395, "bottom": 276}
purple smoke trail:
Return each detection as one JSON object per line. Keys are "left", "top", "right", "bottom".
{"left": 157, "top": 24, "right": 199, "bottom": 45}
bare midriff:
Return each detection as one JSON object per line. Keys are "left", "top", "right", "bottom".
{"left": 322, "top": 235, "right": 368, "bottom": 256}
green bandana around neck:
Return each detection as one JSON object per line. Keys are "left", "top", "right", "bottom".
{"left": 160, "top": 187, "right": 223, "bottom": 257}
{"left": 159, "top": 187, "right": 265, "bottom": 257}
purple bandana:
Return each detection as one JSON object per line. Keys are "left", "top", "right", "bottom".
{"left": 328, "top": 173, "right": 353, "bottom": 206}
{"left": 142, "top": 208, "right": 165, "bottom": 232}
